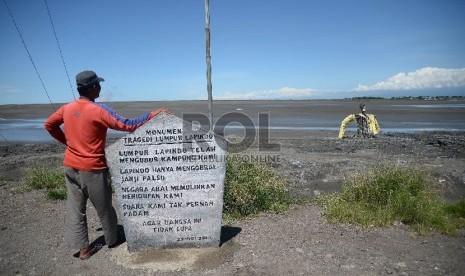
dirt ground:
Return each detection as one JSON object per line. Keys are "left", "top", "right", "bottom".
{"left": 1, "top": 131, "right": 465, "bottom": 276}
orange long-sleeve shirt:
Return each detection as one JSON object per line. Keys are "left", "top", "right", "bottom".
{"left": 44, "top": 99, "right": 155, "bottom": 171}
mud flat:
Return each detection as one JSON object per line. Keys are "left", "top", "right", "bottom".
{"left": 1, "top": 127, "right": 465, "bottom": 275}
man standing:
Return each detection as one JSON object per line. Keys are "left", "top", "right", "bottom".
{"left": 44, "top": 70, "right": 167, "bottom": 260}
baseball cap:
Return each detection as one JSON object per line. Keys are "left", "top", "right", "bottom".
{"left": 76, "top": 70, "right": 105, "bottom": 87}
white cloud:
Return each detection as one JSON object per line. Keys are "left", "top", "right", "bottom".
{"left": 209, "top": 67, "right": 465, "bottom": 101}
{"left": 216, "top": 87, "right": 319, "bottom": 100}
{"left": 355, "top": 67, "right": 465, "bottom": 91}
{"left": 96, "top": 89, "right": 113, "bottom": 102}
{"left": 0, "top": 84, "right": 22, "bottom": 95}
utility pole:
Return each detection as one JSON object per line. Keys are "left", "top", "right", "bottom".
{"left": 205, "top": 0, "right": 213, "bottom": 129}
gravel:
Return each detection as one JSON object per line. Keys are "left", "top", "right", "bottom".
{"left": 1, "top": 131, "right": 464, "bottom": 276}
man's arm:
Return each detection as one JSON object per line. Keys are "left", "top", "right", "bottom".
{"left": 44, "top": 108, "right": 67, "bottom": 145}
{"left": 96, "top": 103, "right": 168, "bottom": 132}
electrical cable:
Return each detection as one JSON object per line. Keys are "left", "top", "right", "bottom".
{"left": 0, "top": 132, "right": 7, "bottom": 142}
{"left": 2, "top": 0, "right": 56, "bottom": 110}
{"left": 44, "top": 0, "right": 75, "bottom": 100}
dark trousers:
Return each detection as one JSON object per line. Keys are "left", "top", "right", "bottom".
{"left": 64, "top": 167, "right": 117, "bottom": 249}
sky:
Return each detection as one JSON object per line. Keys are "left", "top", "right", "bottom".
{"left": 1, "top": 0, "right": 465, "bottom": 105}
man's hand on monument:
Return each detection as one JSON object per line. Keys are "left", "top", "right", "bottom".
{"left": 151, "top": 107, "right": 170, "bottom": 117}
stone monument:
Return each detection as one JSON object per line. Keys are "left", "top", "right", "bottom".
{"left": 105, "top": 113, "right": 227, "bottom": 251}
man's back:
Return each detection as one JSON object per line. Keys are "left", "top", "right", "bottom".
{"left": 45, "top": 99, "right": 153, "bottom": 171}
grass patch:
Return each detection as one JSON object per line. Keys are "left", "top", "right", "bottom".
{"left": 223, "top": 156, "right": 293, "bottom": 222}
{"left": 22, "top": 167, "right": 66, "bottom": 200}
{"left": 442, "top": 199, "right": 465, "bottom": 229}
{"left": 316, "top": 164, "right": 465, "bottom": 235}
{"left": 21, "top": 157, "right": 295, "bottom": 221}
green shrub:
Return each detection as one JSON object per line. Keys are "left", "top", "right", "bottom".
{"left": 21, "top": 157, "right": 295, "bottom": 219}
{"left": 0, "top": 174, "right": 5, "bottom": 186}
{"left": 23, "top": 167, "right": 66, "bottom": 200}
{"left": 316, "top": 164, "right": 464, "bottom": 235}
{"left": 442, "top": 199, "right": 465, "bottom": 229}
{"left": 46, "top": 187, "right": 67, "bottom": 200}
{"left": 223, "top": 156, "right": 292, "bottom": 221}
{"left": 443, "top": 199, "right": 465, "bottom": 217}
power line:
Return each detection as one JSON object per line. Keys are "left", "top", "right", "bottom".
{"left": 44, "top": 0, "right": 75, "bottom": 100}
{"left": 0, "top": 132, "right": 8, "bottom": 142}
{"left": 2, "top": 0, "right": 56, "bottom": 110}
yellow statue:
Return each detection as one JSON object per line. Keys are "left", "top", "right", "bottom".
{"left": 338, "top": 104, "right": 380, "bottom": 139}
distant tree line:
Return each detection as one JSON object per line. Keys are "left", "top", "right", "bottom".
{"left": 351, "top": 96, "right": 384, "bottom": 100}
{"left": 350, "top": 96, "right": 464, "bottom": 101}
